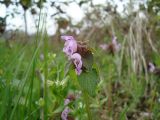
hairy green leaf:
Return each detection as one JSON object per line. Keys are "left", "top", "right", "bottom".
{"left": 78, "top": 68, "right": 99, "bottom": 97}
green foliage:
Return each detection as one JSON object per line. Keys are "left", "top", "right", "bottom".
{"left": 78, "top": 68, "right": 99, "bottom": 97}
{"left": 1, "top": 0, "right": 160, "bottom": 119}
{"left": 147, "top": 0, "right": 160, "bottom": 14}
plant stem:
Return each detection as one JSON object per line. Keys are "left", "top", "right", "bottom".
{"left": 24, "top": 10, "right": 28, "bottom": 39}
{"left": 44, "top": 28, "right": 48, "bottom": 120}
{"left": 83, "top": 92, "right": 92, "bottom": 120}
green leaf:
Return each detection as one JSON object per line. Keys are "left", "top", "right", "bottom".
{"left": 78, "top": 68, "right": 99, "bottom": 97}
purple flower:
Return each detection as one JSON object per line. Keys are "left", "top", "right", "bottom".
{"left": 61, "top": 107, "right": 70, "bottom": 120}
{"left": 61, "top": 36, "right": 77, "bottom": 57}
{"left": 99, "top": 44, "right": 108, "bottom": 50}
{"left": 71, "top": 53, "right": 82, "bottom": 75}
{"left": 112, "top": 36, "right": 121, "bottom": 52}
{"left": 64, "top": 99, "right": 70, "bottom": 106}
{"left": 61, "top": 35, "right": 83, "bottom": 75}
{"left": 61, "top": 36, "right": 74, "bottom": 41}
{"left": 148, "top": 62, "right": 155, "bottom": 73}
{"left": 100, "top": 36, "right": 121, "bottom": 54}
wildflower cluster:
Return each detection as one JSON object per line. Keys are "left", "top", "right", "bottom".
{"left": 61, "top": 35, "right": 99, "bottom": 120}
{"left": 61, "top": 36, "right": 82, "bottom": 75}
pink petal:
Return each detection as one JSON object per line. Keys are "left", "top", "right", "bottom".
{"left": 71, "top": 53, "right": 83, "bottom": 75}
{"left": 112, "top": 36, "right": 118, "bottom": 45}
{"left": 64, "top": 99, "right": 70, "bottom": 106}
{"left": 61, "top": 35, "right": 74, "bottom": 41}
{"left": 75, "top": 68, "right": 82, "bottom": 75}
{"left": 71, "top": 53, "right": 81, "bottom": 61}
{"left": 100, "top": 44, "right": 108, "bottom": 50}
{"left": 148, "top": 62, "right": 155, "bottom": 73}
{"left": 112, "top": 36, "right": 121, "bottom": 52}
{"left": 62, "top": 38, "right": 77, "bottom": 57}
{"left": 61, "top": 107, "right": 70, "bottom": 120}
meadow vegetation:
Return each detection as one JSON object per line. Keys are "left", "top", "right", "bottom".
{"left": 0, "top": 0, "right": 160, "bottom": 120}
